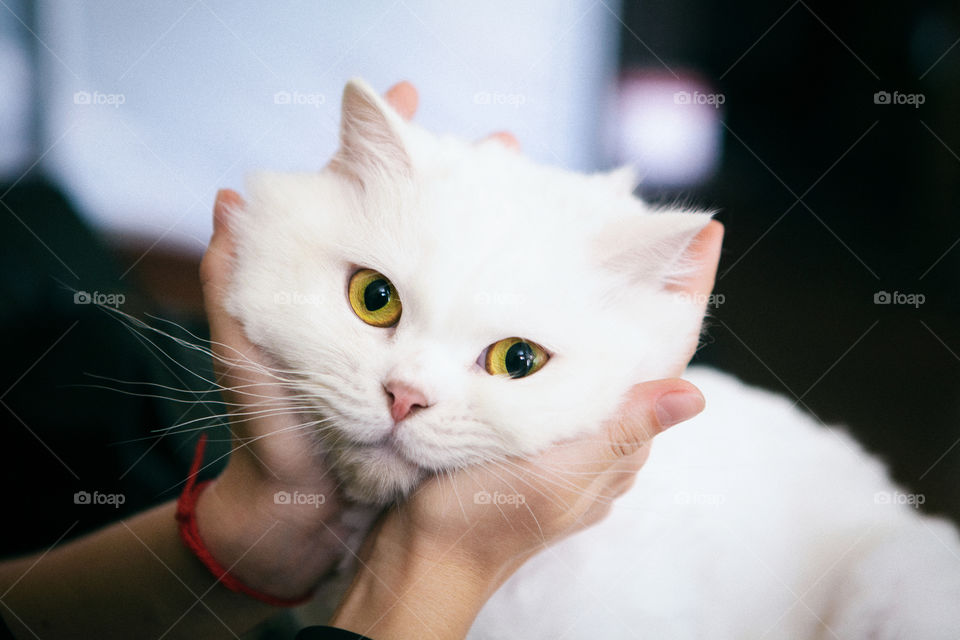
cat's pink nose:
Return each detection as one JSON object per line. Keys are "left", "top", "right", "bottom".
{"left": 384, "top": 381, "right": 429, "bottom": 423}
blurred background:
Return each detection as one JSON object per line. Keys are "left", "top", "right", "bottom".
{"left": 1, "top": 0, "right": 958, "bottom": 570}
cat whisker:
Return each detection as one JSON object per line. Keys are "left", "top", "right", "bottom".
{"left": 158, "top": 417, "right": 338, "bottom": 494}
{"left": 98, "top": 305, "right": 310, "bottom": 387}
{"left": 145, "top": 312, "right": 318, "bottom": 378}
{"left": 446, "top": 469, "right": 469, "bottom": 523}
{"left": 495, "top": 458, "right": 619, "bottom": 507}
{"left": 481, "top": 463, "right": 548, "bottom": 541}
{"left": 462, "top": 465, "right": 520, "bottom": 535}
{"left": 81, "top": 372, "right": 311, "bottom": 397}
{"left": 154, "top": 405, "right": 321, "bottom": 433}
{"left": 231, "top": 417, "right": 341, "bottom": 444}
{"left": 488, "top": 460, "right": 575, "bottom": 514}
{"left": 68, "top": 382, "right": 313, "bottom": 412}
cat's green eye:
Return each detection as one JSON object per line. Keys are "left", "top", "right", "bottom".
{"left": 349, "top": 269, "right": 402, "bottom": 327}
{"left": 484, "top": 338, "right": 548, "bottom": 379}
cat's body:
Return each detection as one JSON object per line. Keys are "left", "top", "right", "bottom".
{"left": 226, "top": 79, "right": 960, "bottom": 638}
{"left": 475, "top": 367, "right": 960, "bottom": 638}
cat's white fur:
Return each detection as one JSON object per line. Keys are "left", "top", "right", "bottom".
{"left": 226, "top": 79, "right": 960, "bottom": 638}
{"left": 227, "top": 80, "right": 708, "bottom": 501}
{"left": 476, "top": 367, "right": 960, "bottom": 638}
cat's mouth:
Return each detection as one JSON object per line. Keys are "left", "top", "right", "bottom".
{"left": 327, "top": 434, "right": 429, "bottom": 504}
{"left": 313, "top": 405, "right": 464, "bottom": 502}
{"left": 367, "top": 432, "right": 420, "bottom": 465}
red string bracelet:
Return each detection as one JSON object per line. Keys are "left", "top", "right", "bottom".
{"left": 176, "top": 433, "right": 313, "bottom": 607}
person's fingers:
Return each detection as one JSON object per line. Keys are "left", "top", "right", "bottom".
{"left": 666, "top": 220, "right": 723, "bottom": 297}
{"left": 482, "top": 131, "right": 520, "bottom": 150}
{"left": 667, "top": 220, "right": 723, "bottom": 366}
{"left": 385, "top": 81, "right": 418, "bottom": 120}
{"left": 201, "top": 189, "right": 257, "bottom": 359}
{"left": 200, "top": 190, "right": 307, "bottom": 450}
{"left": 684, "top": 220, "right": 724, "bottom": 298}
{"left": 213, "top": 188, "right": 243, "bottom": 235}
{"left": 201, "top": 189, "right": 244, "bottom": 298}
{"left": 604, "top": 378, "right": 705, "bottom": 460}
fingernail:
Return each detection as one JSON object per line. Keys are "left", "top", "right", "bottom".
{"left": 655, "top": 390, "right": 705, "bottom": 429}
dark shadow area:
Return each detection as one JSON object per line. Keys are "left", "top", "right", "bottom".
{"left": 0, "top": 179, "right": 230, "bottom": 554}
{"left": 621, "top": 0, "right": 960, "bottom": 520}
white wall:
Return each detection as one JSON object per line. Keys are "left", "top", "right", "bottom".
{"left": 26, "top": 0, "right": 620, "bottom": 252}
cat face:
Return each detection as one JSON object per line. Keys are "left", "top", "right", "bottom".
{"left": 226, "top": 79, "right": 712, "bottom": 504}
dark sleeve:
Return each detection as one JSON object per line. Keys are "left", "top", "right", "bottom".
{"left": 295, "top": 626, "right": 374, "bottom": 640}
{"left": 0, "top": 610, "right": 17, "bottom": 640}
{"left": 0, "top": 178, "right": 232, "bottom": 558}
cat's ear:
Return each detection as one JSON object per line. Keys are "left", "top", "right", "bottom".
{"left": 596, "top": 211, "right": 718, "bottom": 289}
{"left": 330, "top": 78, "right": 412, "bottom": 184}
{"left": 601, "top": 165, "right": 639, "bottom": 194}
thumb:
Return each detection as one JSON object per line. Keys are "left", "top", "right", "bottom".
{"left": 200, "top": 189, "right": 248, "bottom": 347}
{"left": 604, "top": 378, "right": 705, "bottom": 459}
{"left": 199, "top": 188, "right": 273, "bottom": 402}
{"left": 200, "top": 189, "right": 244, "bottom": 302}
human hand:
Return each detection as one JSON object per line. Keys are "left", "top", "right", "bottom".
{"left": 194, "top": 82, "right": 433, "bottom": 601}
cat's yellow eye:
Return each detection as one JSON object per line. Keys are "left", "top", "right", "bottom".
{"left": 484, "top": 338, "right": 548, "bottom": 379}
{"left": 349, "top": 269, "right": 402, "bottom": 327}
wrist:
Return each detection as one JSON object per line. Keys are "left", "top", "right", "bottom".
{"left": 195, "top": 454, "right": 347, "bottom": 601}
{"left": 330, "top": 514, "right": 515, "bottom": 640}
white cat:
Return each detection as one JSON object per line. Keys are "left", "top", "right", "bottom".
{"left": 225, "top": 79, "right": 960, "bottom": 639}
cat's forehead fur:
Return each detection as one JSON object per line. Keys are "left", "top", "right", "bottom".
{"left": 245, "top": 134, "right": 641, "bottom": 348}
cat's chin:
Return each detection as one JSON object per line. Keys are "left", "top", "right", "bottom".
{"left": 331, "top": 444, "right": 428, "bottom": 505}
